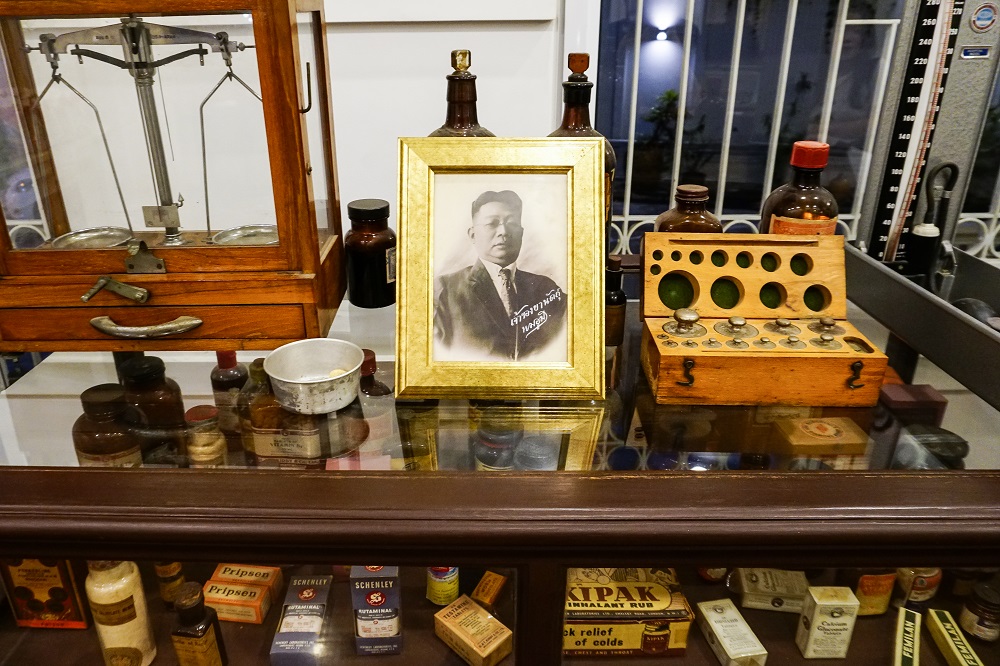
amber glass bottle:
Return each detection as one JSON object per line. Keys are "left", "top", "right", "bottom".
{"left": 73, "top": 384, "right": 143, "bottom": 468}
{"left": 654, "top": 184, "right": 723, "bottom": 232}
{"left": 345, "top": 199, "right": 396, "bottom": 308}
{"left": 429, "top": 49, "right": 494, "bottom": 137}
{"left": 171, "top": 582, "right": 228, "bottom": 666}
{"left": 237, "top": 358, "right": 267, "bottom": 458}
{"left": 120, "top": 357, "right": 186, "bottom": 464}
{"left": 210, "top": 351, "right": 248, "bottom": 452}
{"left": 759, "top": 140, "right": 839, "bottom": 234}
{"left": 550, "top": 53, "right": 617, "bottom": 236}
{"left": 605, "top": 255, "right": 626, "bottom": 346}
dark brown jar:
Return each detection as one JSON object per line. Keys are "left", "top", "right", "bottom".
{"left": 550, "top": 53, "right": 617, "bottom": 236}
{"left": 429, "top": 49, "right": 495, "bottom": 137}
{"left": 345, "top": 199, "right": 396, "bottom": 308}
{"left": 654, "top": 185, "right": 723, "bottom": 233}
{"left": 72, "top": 384, "right": 143, "bottom": 468}
{"left": 120, "top": 356, "right": 186, "bottom": 464}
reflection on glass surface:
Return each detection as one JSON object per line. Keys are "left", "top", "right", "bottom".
{"left": 1, "top": 342, "right": 998, "bottom": 473}
{"left": 8, "top": 13, "right": 275, "bottom": 248}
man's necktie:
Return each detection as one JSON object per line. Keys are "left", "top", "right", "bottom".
{"left": 499, "top": 268, "right": 516, "bottom": 317}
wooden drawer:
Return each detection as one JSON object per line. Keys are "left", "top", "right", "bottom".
{"left": 0, "top": 305, "right": 307, "bottom": 351}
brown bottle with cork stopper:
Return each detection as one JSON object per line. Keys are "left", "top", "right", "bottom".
{"left": 550, "top": 53, "right": 617, "bottom": 236}
{"left": 654, "top": 184, "right": 723, "bottom": 233}
{"left": 429, "top": 49, "right": 495, "bottom": 137}
{"left": 760, "top": 140, "right": 839, "bottom": 234}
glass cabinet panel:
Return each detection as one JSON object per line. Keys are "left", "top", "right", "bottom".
{"left": 2, "top": 13, "right": 276, "bottom": 249}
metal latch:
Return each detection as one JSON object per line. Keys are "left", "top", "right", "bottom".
{"left": 125, "top": 239, "right": 166, "bottom": 274}
{"left": 81, "top": 276, "right": 150, "bottom": 303}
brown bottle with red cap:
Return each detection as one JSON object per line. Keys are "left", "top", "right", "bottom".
{"left": 759, "top": 140, "right": 839, "bottom": 234}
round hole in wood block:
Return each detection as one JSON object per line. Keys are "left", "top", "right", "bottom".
{"left": 710, "top": 277, "right": 742, "bottom": 309}
{"left": 658, "top": 271, "right": 696, "bottom": 310}
{"left": 760, "top": 282, "right": 786, "bottom": 309}
{"left": 790, "top": 253, "right": 813, "bottom": 276}
{"left": 736, "top": 251, "right": 753, "bottom": 268}
{"left": 803, "top": 284, "right": 831, "bottom": 312}
{"left": 711, "top": 250, "right": 728, "bottom": 267}
{"left": 671, "top": 250, "right": 682, "bottom": 261}
{"left": 761, "top": 252, "right": 780, "bottom": 272}
{"left": 689, "top": 250, "right": 703, "bottom": 264}
{"left": 650, "top": 264, "right": 661, "bottom": 275}
{"left": 652, "top": 249, "right": 663, "bottom": 261}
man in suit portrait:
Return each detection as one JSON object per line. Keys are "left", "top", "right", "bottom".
{"left": 434, "top": 189, "right": 567, "bottom": 361}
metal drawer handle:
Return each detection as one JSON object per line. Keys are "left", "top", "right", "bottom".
{"left": 90, "top": 315, "right": 203, "bottom": 338}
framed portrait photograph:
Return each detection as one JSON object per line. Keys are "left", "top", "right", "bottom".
{"left": 396, "top": 137, "right": 605, "bottom": 399}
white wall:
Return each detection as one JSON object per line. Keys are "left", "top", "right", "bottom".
{"left": 326, "top": 0, "right": 602, "bottom": 230}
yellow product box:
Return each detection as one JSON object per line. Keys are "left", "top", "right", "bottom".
{"left": 696, "top": 598, "right": 767, "bottom": 666}
{"left": 210, "top": 563, "right": 284, "bottom": 604}
{"left": 0, "top": 559, "right": 87, "bottom": 629}
{"left": 893, "top": 607, "right": 921, "bottom": 666}
{"left": 471, "top": 571, "right": 508, "bottom": 614}
{"left": 434, "top": 595, "right": 512, "bottom": 666}
{"left": 202, "top": 579, "right": 272, "bottom": 624}
{"left": 926, "top": 608, "right": 985, "bottom": 666}
{"left": 563, "top": 568, "right": 694, "bottom": 657}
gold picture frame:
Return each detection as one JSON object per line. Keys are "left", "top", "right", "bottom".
{"left": 396, "top": 137, "right": 605, "bottom": 399}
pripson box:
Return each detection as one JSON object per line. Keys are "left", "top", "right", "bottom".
{"left": 270, "top": 575, "right": 333, "bottom": 666}
{"left": 350, "top": 566, "right": 401, "bottom": 655}
{"left": 563, "top": 568, "right": 694, "bottom": 657}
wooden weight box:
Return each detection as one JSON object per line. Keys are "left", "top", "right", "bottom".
{"left": 639, "top": 233, "right": 887, "bottom": 406}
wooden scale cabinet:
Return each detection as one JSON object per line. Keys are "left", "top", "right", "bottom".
{"left": 0, "top": 0, "right": 344, "bottom": 351}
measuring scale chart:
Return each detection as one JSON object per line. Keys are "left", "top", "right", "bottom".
{"left": 639, "top": 234, "right": 887, "bottom": 407}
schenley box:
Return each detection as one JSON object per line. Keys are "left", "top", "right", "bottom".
{"left": 350, "top": 566, "right": 402, "bottom": 656}
{"left": 270, "top": 575, "right": 333, "bottom": 666}
{"left": 563, "top": 568, "right": 694, "bottom": 657}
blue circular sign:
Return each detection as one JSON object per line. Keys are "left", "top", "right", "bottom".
{"left": 971, "top": 3, "right": 998, "bottom": 32}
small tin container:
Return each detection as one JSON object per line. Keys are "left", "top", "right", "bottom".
{"left": 959, "top": 583, "right": 1000, "bottom": 642}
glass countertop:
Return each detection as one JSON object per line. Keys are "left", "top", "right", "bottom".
{"left": 1, "top": 300, "right": 997, "bottom": 473}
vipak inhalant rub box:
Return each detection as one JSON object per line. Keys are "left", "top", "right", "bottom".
{"left": 270, "top": 575, "right": 333, "bottom": 666}
{"left": 350, "top": 566, "right": 401, "bottom": 655}
{"left": 563, "top": 568, "right": 694, "bottom": 657}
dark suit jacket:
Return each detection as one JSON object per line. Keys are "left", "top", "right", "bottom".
{"left": 435, "top": 260, "right": 567, "bottom": 360}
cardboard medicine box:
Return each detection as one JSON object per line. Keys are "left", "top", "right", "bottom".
{"left": 211, "top": 563, "right": 284, "bottom": 604}
{"left": 434, "top": 595, "right": 512, "bottom": 666}
{"left": 270, "top": 575, "right": 333, "bottom": 666}
{"left": 203, "top": 579, "right": 271, "bottom": 624}
{"left": 795, "top": 586, "right": 859, "bottom": 659}
{"left": 926, "top": 608, "right": 985, "bottom": 666}
{"left": 0, "top": 559, "right": 87, "bottom": 629}
{"left": 563, "top": 568, "right": 694, "bottom": 657}
{"left": 350, "top": 566, "right": 401, "bottom": 655}
{"left": 696, "top": 598, "right": 767, "bottom": 666}
{"left": 734, "top": 568, "right": 810, "bottom": 614}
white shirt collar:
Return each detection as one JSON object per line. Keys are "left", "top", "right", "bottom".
{"left": 481, "top": 260, "right": 517, "bottom": 283}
